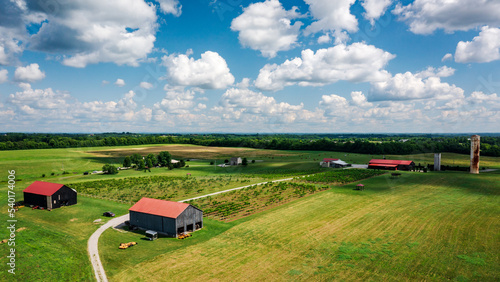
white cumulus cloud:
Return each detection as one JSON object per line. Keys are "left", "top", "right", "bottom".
{"left": 362, "top": 0, "right": 392, "bottom": 25}
{"left": 155, "top": 0, "right": 181, "bottom": 16}
{"left": 8, "top": 84, "right": 72, "bottom": 113}
{"left": 304, "top": 0, "right": 358, "bottom": 43}
{"left": 28, "top": 0, "right": 158, "bottom": 68}
{"left": 255, "top": 43, "right": 395, "bottom": 91}
{"left": 441, "top": 53, "right": 453, "bottom": 62}
{"left": 455, "top": 26, "right": 500, "bottom": 63}
{"left": 115, "top": 79, "right": 126, "bottom": 87}
{"left": 0, "top": 69, "right": 7, "bottom": 83}
{"left": 393, "top": 0, "right": 500, "bottom": 34}
{"left": 14, "top": 63, "right": 45, "bottom": 82}
{"left": 370, "top": 67, "right": 464, "bottom": 101}
{"left": 350, "top": 91, "right": 373, "bottom": 107}
{"left": 230, "top": 0, "right": 302, "bottom": 58}
{"left": 319, "top": 94, "right": 350, "bottom": 117}
{"left": 0, "top": 0, "right": 30, "bottom": 65}
{"left": 162, "top": 51, "right": 235, "bottom": 89}
{"left": 154, "top": 87, "right": 198, "bottom": 114}
{"left": 216, "top": 88, "right": 313, "bottom": 124}
{"left": 140, "top": 81, "right": 153, "bottom": 89}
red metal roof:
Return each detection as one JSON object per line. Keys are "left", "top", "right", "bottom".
{"left": 323, "top": 158, "right": 339, "bottom": 162}
{"left": 368, "top": 164, "right": 398, "bottom": 167}
{"left": 23, "top": 181, "right": 65, "bottom": 196}
{"left": 129, "top": 197, "right": 189, "bottom": 218}
{"left": 369, "top": 159, "right": 413, "bottom": 165}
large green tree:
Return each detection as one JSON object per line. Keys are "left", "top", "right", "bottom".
{"left": 130, "top": 153, "right": 142, "bottom": 167}
{"left": 137, "top": 159, "right": 145, "bottom": 170}
{"left": 102, "top": 164, "right": 118, "bottom": 174}
{"left": 123, "top": 156, "right": 132, "bottom": 167}
{"left": 157, "top": 151, "right": 172, "bottom": 167}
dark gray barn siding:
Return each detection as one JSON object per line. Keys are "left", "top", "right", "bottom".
{"left": 51, "top": 186, "right": 77, "bottom": 208}
{"left": 130, "top": 211, "right": 164, "bottom": 232}
{"left": 162, "top": 217, "right": 176, "bottom": 236}
{"left": 130, "top": 205, "right": 203, "bottom": 237}
{"left": 23, "top": 192, "right": 46, "bottom": 208}
{"left": 176, "top": 205, "right": 203, "bottom": 231}
{"left": 24, "top": 185, "right": 77, "bottom": 209}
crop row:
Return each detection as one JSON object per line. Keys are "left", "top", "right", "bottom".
{"left": 69, "top": 175, "right": 262, "bottom": 202}
{"left": 189, "top": 181, "right": 330, "bottom": 221}
{"left": 299, "top": 169, "right": 385, "bottom": 184}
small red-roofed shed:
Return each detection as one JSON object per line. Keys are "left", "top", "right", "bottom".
{"left": 23, "top": 181, "right": 77, "bottom": 209}
{"left": 129, "top": 197, "right": 203, "bottom": 237}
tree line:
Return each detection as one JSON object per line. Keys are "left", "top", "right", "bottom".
{"left": 1, "top": 133, "right": 499, "bottom": 157}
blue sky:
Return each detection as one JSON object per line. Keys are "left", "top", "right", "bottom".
{"left": 0, "top": 0, "right": 499, "bottom": 133}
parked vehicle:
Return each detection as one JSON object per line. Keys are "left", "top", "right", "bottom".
{"left": 103, "top": 211, "right": 115, "bottom": 217}
{"left": 145, "top": 230, "right": 158, "bottom": 241}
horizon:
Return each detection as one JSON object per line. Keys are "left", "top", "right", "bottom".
{"left": 2, "top": 132, "right": 500, "bottom": 136}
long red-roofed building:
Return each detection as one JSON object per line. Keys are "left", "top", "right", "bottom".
{"left": 368, "top": 159, "right": 415, "bottom": 171}
{"left": 129, "top": 197, "right": 203, "bottom": 237}
{"left": 23, "top": 181, "right": 77, "bottom": 209}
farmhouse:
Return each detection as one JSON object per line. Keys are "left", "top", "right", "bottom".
{"left": 229, "top": 157, "right": 242, "bottom": 165}
{"left": 368, "top": 159, "right": 415, "bottom": 171}
{"left": 129, "top": 197, "right": 203, "bottom": 237}
{"left": 23, "top": 181, "right": 77, "bottom": 209}
{"left": 320, "top": 158, "right": 349, "bottom": 168}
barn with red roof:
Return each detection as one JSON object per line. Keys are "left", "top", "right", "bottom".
{"left": 368, "top": 159, "right": 415, "bottom": 171}
{"left": 129, "top": 197, "right": 203, "bottom": 237}
{"left": 23, "top": 181, "right": 77, "bottom": 209}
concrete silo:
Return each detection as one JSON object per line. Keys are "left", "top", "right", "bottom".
{"left": 470, "top": 135, "right": 480, "bottom": 174}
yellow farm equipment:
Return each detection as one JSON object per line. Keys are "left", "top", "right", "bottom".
{"left": 177, "top": 233, "right": 191, "bottom": 239}
{"left": 118, "top": 242, "right": 137, "bottom": 249}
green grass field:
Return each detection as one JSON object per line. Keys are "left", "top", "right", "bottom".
{"left": 0, "top": 145, "right": 498, "bottom": 281}
{"left": 0, "top": 195, "right": 130, "bottom": 281}
{"left": 107, "top": 171, "right": 500, "bottom": 281}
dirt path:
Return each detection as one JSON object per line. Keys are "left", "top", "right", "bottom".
{"left": 88, "top": 214, "right": 129, "bottom": 282}
{"left": 87, "top": 176, "right": 303, "bottom": 281}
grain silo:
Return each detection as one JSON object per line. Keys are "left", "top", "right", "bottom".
{"left": 470, "top": 135, "right": 480, "bottom": 174}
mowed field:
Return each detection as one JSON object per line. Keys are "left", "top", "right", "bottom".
{"left": 108, "top": 171, "right": 500, "bottom": 281}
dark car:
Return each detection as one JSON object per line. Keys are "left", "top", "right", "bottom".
{"left": 103, "top": 211, "right": 115, "bottom": 217}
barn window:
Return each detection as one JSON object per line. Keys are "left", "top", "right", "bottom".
{"left": 186, "top": 224, "right": 194, "bottom": 232}
{"left": 59, "top": 195, "right": 61, "bottom": 200}
{"left": 54, "top": 200, "right": 56, "bottom": 204}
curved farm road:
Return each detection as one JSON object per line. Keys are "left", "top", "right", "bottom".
{"left": 88, "top": 214, "right": 129, "bottom": 282}
{"left": 87, "top": 176, "right": 298, "bottom": 281}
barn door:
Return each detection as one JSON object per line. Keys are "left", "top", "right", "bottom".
{"left": 46, "top": 196, "right": 52, "bottom": 209}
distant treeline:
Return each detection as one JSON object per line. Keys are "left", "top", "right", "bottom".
{"left": 1, "top": 133, "right": 500, "bottom": 157}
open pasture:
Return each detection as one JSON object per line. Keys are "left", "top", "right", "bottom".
{"left": 0, "top": 194, "right": 130, "bottom": 281}
{"left": 110, "top": 171, "right": 500, "bottom": 281}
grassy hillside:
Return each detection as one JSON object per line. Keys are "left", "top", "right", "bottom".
{"left": 0, "top": 195, "right": 130, "bottom": 281}
{"left": 109, "top": 171, "right": 500, "bottom": 281}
